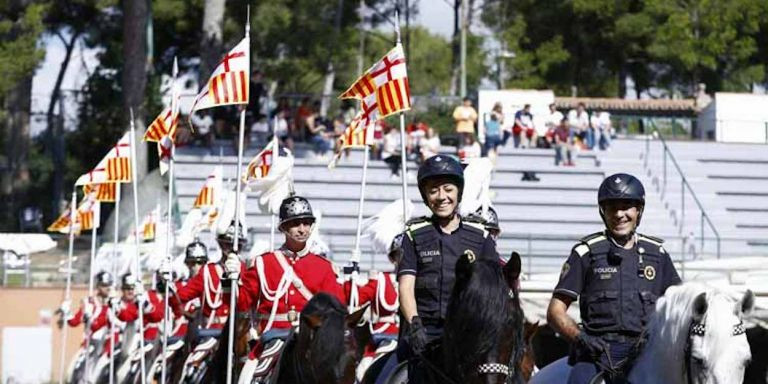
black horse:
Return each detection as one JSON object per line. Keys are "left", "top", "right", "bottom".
{"left": 364, "top": 252, "right": 524, "bottom": 384}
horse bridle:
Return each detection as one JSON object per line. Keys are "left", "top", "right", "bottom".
{"left": 684, "top": 319, "right": 746, "bottom": 384}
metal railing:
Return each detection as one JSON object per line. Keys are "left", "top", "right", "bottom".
{"left": 643, "top": 124, "right": 721, "bottom": 258}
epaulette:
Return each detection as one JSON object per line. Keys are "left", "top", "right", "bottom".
{"left": 405, "top": 217, "right": 432, "bottom": 240}
{"left": 637, "top": 233, "right": 664, "bottom": 246}
{"left": 580, "top": 231, "right": 607, "bottom": 246}
{"left": 573, "top": 244, "right": 591, "bottom": 258}
{"left": 463, "top": 220, "right": 489, "bottom": 238}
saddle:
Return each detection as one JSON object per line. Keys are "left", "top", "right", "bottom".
{"left": 186, "top": 337, "right": 218, "bottom": 366}
{"left": 239, "top": 329, "right": 294, "bottom": 384}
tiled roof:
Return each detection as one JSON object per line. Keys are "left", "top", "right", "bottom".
{"left": 555, "top": 97, "right": 697, "bottom": 117}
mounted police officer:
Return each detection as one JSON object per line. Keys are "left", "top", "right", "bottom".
{"left": 397, "top": 155, "right": 498, "bottom": 378}
{"left": 546, "top": 173, "right": 681, "bottom": 384}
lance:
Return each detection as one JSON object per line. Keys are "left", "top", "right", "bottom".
{"left": 57, "top": 190, "right": 77, "bottom": 384}
{"left": 129, "top": 109, "right": 148, "bottom": 384}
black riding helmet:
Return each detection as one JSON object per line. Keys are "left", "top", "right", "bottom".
{"left": 417, "top": 155, "right": 464, "bottom": 203}
{"left": 121, "top": 273, "right": 137, "bottom": 290}
{"left": 388, "top": 233, "right": 405, "bottom": 265}
{"left": 155, "top": 269, "right": 177, "bottom": 293}
{"left": 95, "top": 271, "right": 114, "bottom": 287}
{"left": 474, "top": 206, "right": 500, "bottom": 232}
{"left": 278, "top": 195, "right": 316, "bottom": 229}
{"left": 185, "top": 239, "right": 208, "bottom": 264}
{"left": 597, "top": 173, "right": 646, "bottom": 227}
{"left": 217, "top": 220, "right": 248, "bottom": 249}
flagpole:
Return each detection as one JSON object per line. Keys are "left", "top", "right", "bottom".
{"left": 83, "top": 202, "right": 99, "bottom": 383}
{"left": 129, "top": 109, "right": 148, "bottom": 384}
{"left": 395, "top": 12, "right": 409, "bottom": 224}
{"left": 109, "top": 184, "right": 121, "bottom": 384}
{"left": 58, "top": 190, "right": 77, "bottom": 384}
{"left": 270, "top": 115, "right": 278, "bottom": 251}
{"left": 160, "top": 56, "right": 179, "bottom": 384}
{"left": 227, "top": 12, "right": 250, "bottom": 384}
{"left": 350, "top": 126, "right": 370, "bottom": 311}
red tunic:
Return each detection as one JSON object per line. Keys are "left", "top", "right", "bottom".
{"left": 141, "top": 290, "right": 165, "bottom": 341}
{"left": 90, "top": 298, "right": 140, "bottom": 357}
{"left": 240, "top": 248, "right": 345, "bottom": 331}
{"left": 169, "top": 280, "right": 199, "bottom": 337}
{"left": 67, "top": 297, "right": 107, "bottom": 331}
{"left": 172, "top": 262, "right": 250, "bottom": 329}
{"left": 357, "top": 272, "right": 399, "bottom": 336}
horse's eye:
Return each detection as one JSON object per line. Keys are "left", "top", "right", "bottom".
{"left": 692, "top": 356, "right": 706, "bottom": 368}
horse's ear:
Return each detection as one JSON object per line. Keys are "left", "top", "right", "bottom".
{"left": 692, "top": 292, "right": 708, "bottom": 322}
{"left": 347, "top": 303, "right": 370, "bottom": 327}
{"left": 737, "top": 289, "right": 755, "bottom": 317}
{"left": 304, "top": 314, "right": 324, "bottom": 329}
{"left": 456, "top": 252, "right": 474, "bottom": 283}
{"left": 504, "top": 251, "right": 522, "bottom": 285}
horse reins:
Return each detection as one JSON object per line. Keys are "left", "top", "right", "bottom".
{"left": 684, "top": 319, "right": 746, "bottom": 384}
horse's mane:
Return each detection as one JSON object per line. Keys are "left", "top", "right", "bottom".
{"left": 443, "top": 258, "right": 520, "bottom": 379}
{"left": 299, "top": 292, "right": 349, "bottom": 374}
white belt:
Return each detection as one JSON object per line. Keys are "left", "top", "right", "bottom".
{"left": 376, "top": 315, "right": 397, "bottom": 324}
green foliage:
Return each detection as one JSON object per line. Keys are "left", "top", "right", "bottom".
{"left": 0, "top": 2, "right": 47, "bottom": 96}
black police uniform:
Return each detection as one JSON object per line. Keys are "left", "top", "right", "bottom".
{"left": 554, "top": 230, "right": 681, "bottom": 383}
{"left": 397, "top": 216, "right": 499, "bottom": 340}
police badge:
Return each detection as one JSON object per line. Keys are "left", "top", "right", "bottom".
{"left": 561, "top": 262, "right": 571, "bottom": 278}
{"left": 464, "top": 250, "right": 476, "bottom": 263}
{"left": 644, "top": 265, "right": 656, "bottom": 280}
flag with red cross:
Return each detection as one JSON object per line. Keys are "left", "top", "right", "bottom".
{"left": 190, "top": 37, "right": 250, "bottom": 115}
{"left": 75, "top": 131, "right": 132, "bottom": 186}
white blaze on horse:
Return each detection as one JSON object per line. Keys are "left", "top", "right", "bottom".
{"left": 531, "top": 282, "right": 754, "bottom": 384}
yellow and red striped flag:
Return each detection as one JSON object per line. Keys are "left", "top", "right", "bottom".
{"left": 244, "top": 139, "right": 277, "bottom": 181}
{"left": 340, "top": 43, "right": 411, "bottom": 117}
{"left": 83, "top": 183, "right": 117, "bottom": 202}
{"left": 190, "top": 37, "right": 250, "bottom": 115}
{"left": 77, "top": 194, "right": 100, "bottom": 231}
{"left": 194, "top": 166, "right": 222, "bottom": 208}
{"left": 138, "top": 206, "right": 158, "bottom": 242}
{"left": 144, "top": 106, "right": 179, "bottom": 142}
{"left": 47, "top": 207, "right": 76, "bottom": 234}
{"left": 75, "top": 132, "right": 132, "bottom": 186}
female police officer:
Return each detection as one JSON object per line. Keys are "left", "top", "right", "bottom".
{"left": 546, "top": 173, "right": 681, "bottom": 384}
{"left": 397, "top": 155, "right": 498, "bottom": 370}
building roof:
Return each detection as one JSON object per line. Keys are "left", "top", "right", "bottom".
{"left": 555, "top": 97, "right": 698, "bottom": 118}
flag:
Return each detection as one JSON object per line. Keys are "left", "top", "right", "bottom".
{"left": 244, "top": 139, "right": 277, "bottom": 182}
{"left": 77, "top": 194, "right": 100, "bottom": 231}
{"left": 157, "top": 135, "right": 173, "bottom": 175}
{"left": 144, "top": 106, "right": 179, "bottom": 142}
{"left": 190, "top": 37, "right": 250, "bottom": 115}
{"left": 328, "top": 94, "right": 377, "bottom": 168}
{"left": 83, "top": 183, "right": 116, "bottom": 202}
{"left": 47, "top": 207, "right": 76, "bottom": 234}
{"left": 139, "top": 206, "right": 158, "bottom": 242}
{"left": 339, "top": 43, "right": 411, "bottom": 117}
{"left": 194, "top": 166, "right": 222, "bottom": 208}
{"left": 75, "top": 132, "right": 132, "bottom": 186}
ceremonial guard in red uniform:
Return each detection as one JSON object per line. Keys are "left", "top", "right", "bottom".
{"left": 237, "top": 195, "right": 345, "bottom": 383}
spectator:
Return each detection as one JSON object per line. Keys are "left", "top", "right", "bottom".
{"left": 513, "top": 104, "right": 536, "bottom": 148}
{"left": 453, "top": 97, "right": 478, "bottom": 143}
{"left": 554, "top": 117, "right": 574, "bottom": 166}
{"left": 419, "top": 127, "right": 441, "bottom": 162}
{"left": 567, "top": 102, "right": 591, "bottom": 150}
{"left": 307, "top": 114, "right": 332, "bottom": 159}
{"left": 250, "top": 114, "right": 270, "bottom": 145}
{"left": 190, "top": 110, "right": 215, "bottom": 148}
{"left": 273, "top": 108, "right": 293, "bottom": 152}
{"left": 247, "top": 70, "right": 267, "bottom": 119}
{"left": 407, "top": 119, "right": 429, "bottom": 161}
{"left": 294, "top": 97, "right": 314, "bottom": 140}
{"left": 458, "top": 133, "right": 482, "bottom": 166}
{"left": 543, "top": 103, "right": 564, "bottom": 148}
{"left": 484, "top": 102, "right": 504, "bottom": 161}
{"left": 381, "top": 125, "right": 402, "bottom": 179}
{"left": 591, "top": 110, "right": 612, "bottom": 150}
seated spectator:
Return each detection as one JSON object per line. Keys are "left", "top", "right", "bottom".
{"left": 273, "top": 108, "right": 293, "bottom": 152}
{"left": 371, "top": 120, "right": 386, "bottom": 160}
{"left": 567, "top": 102, "right": 592, "bottom": 150}
{"left": 591, "top": 110, "right": 612, "bottom": 150}
{"left": 458, "top": 133, "right": 482, "bottom": 166}
{"left": 381, "top": 125, "right": 402, "bottom": 179}
{"left": 484, "top": 102, "right": 504, "bottom": 161}
{"left": 407, "top": 119, "right": 428, "bottom": 161}
{"left": 294, "top": 97, "right": 314, "bottom": 141}
{"left": 250, "top": 114, "right": 270, "bottom": 145}
{"left": 189, "top": 111, "right": 215, "bottom": 148}
{"left": 307, "top": 115, "right": 332, "bottom": 159}
{"left": 543, "top": 103, "right": 563, "bottom": 149}
{"left": 513, "top": 104, "right": 536, "bottom": 148}
{"left": 554, "top": 117, "right": 574, "bottom": 166}
{"left": 419, "top": 127, "right": 441, "bottom": 162}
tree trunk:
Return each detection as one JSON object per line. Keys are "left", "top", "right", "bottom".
{"left": 199, "top": 0, "right": 226, "bottom": 83}
{"left": 46, "top": 32, "right": 79, "bottom": 219}
{"left": 2, "top": 76, "right": 33, "bottom": 230}
{"left": 320, "top": 0, "right": 345, "bottom": 118}
{"left": 122, "top": 0, "right": 148, "bottom": 180}
{"left": 450, "top": 0, "right": 461, "bottom": 96}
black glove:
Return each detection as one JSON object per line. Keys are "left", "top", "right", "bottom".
{"left": 577, "top": 332, "right": 608, "bottom": 358}
{"left": 407, "top": 316, "right": 428, "bottom": 356}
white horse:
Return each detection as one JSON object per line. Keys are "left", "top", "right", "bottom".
{"left": 531, "top": 283, "right": 754, "bottom": 384}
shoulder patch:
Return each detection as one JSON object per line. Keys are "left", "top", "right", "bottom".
{"left": 405, "top": 219, "right": 432, "bottom": 240}
{"left": 580, "top": 231, "right": 607, "bottom": 246}
{"left": 463, "top": 221, "right": 489, "bottom": 238}
{"left": 574, "top": 244, "right": 590, "bottom": 257}
{"left": 638, "top": 233, "right": 664, "bottom": 247}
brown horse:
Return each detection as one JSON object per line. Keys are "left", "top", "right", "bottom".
{"left": 519, "top": 321, "right": 541, "bottom": 382}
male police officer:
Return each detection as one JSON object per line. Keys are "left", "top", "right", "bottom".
{"left": 397, "top": 155, "right": 498, "bottom": 366}
{"left": 546, "top": 173, "right": 681, "bottom": 384}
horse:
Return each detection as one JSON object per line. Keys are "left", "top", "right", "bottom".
{"left": 364, "top": 251, "right": 524, "bottom": 384}
{"left": 530, "top": 283, "right": 755, "bottom": 384}
{"left": 519, "top": 321, "right": 541, "bottom": 382}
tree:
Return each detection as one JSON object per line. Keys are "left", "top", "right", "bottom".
{"left": 0, "top": 1, "right": 46, "bottom": 230}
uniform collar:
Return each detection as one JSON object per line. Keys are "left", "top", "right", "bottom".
{"left": 280, "top": 244, "right": 310, "bottom": 259}
{"left": 607, "top": 231, "right": 637, "bottom": 250}
{"left": 431, "top": 214, "right": 463, "bottom": 235}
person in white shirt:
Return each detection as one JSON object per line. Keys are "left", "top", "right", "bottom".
{"left": 567, "top": 103, "right": 591, "bottom": 150}
{"left": 458, "top": 134, "right": 482, "bottom": 165}
{"left": 382, "top": 125, "right": 402, "bottom": 179}
{"left": 419, "top": 127, "right": 441, "bottom": 162}
{"left": 591, "top": 111, "right": 612, "bottom": 150}
{"left": 250, "top": 114, "right": 270, "bottom": 145}
{"left": 544, "top": 103, "right": 564, "bottom": 148}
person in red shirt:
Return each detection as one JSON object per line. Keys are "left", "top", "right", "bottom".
{"left": 237, "top": 195, "right": 345, "bottom": 380}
